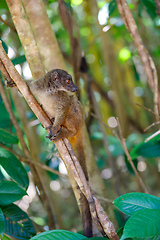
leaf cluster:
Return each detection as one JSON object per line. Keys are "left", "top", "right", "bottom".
{"left": 0, "top": 128, "right": 36, "bottom": 240}
{"left": 114, "top": 192, "right": 160, "bottom": 240}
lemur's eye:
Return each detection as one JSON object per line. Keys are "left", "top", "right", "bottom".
{"left": 66, "top": 79, "right": 70, "bottom": 84}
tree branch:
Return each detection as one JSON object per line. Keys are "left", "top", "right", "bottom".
{"left": 116, "top": 118, "right": 148, "bottom": 193}
{"left": 0, "top": 41, "right": 119, "bottom": 240}
{"left": 116, "top": 0, "right": 159, "bottom": 120}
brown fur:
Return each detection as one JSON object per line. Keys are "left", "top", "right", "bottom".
{"left": 25, "top": 69, "right": 92, "bottom": 237}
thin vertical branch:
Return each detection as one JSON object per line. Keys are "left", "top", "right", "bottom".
{"left": 90, "top": 83, "right": 121, "bottom": 196}
{"left": 116, "top": 0, "right": 159, "bottom": 120}
{"left": 116, "top": 118, "right": 148, "bottom": 194}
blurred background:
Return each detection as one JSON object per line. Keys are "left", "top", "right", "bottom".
{"left": 0, "top": 0, "right": 160, "bottom": 235}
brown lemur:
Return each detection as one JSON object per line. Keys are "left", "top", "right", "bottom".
{"left": 24, "top": 69, "right": 92, "bottom": 237}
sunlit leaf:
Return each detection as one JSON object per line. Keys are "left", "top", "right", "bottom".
{"left": 71, "top": 0, "right": 83, "bottom": 6}
{"left": 119, "top": 48, "right": 131, "bottom": 62}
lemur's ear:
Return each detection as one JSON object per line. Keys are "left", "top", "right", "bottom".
{"left": 51, "top": 71, "right": 58, "bottom": 81}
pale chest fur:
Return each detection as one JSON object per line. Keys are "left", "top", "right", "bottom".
{"left": 30, "top": 87, "right": 71, "bottom": 119}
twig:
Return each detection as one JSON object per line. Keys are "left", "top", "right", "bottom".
{"left": 97, "top": 196, "right": 113, "bottom": 204}
{"left": 144, "top": 121, "right": 160, "bottom": 132}
{"left": 0, "top": 16, "right": 16, "bottom": 32}
{"left": 0, "top": 143, "right": 67, "bottom": 178}
{"left": 145, "top": 130, "right": 160, "bottom": 143}
{"left": 116, "top": 118, "right": 148, "bottom": 194}
{"left": 22, "top": 158, "right": 68, "bottom": 179}
{"left": 135, "top": 103, "right": 158, "bottom": 117}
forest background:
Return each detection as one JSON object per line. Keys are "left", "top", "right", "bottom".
{"left": 0, "top": 0, "right": 160, "bottom": 239}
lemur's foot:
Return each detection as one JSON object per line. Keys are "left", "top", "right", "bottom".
{"left": 46, "top": 125, "right": 61, "bottom": 141}
{"left": 7, "top": 81, "right": 17, "bottom": 88}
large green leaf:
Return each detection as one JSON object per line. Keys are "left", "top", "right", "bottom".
{"left": 113, "top": 192, "right": 160, "bottom": 216}
{"left": 0, "top": 181, "right": 27, "bottom": 205}
{"left": 121, "top": 209, "right": 160, "bottom": 240}
{"left": 0, "top": 148, "right": 29, "bottom": 189}
{"left": 88, "top": 238, "right": 106, "bottom": 239}
{"left": 30, "top": 230, "right": 87, "bottom": 240}
{"left": 0, "top": 129, "right": 18, "bottom": 145}
{"left": 0, "top": 207, "right": 4, "bottom": 237}
{"left": 130, "top": 135, "right": 160, "bottom": 159}
{"left": 1, "top": 204, "right": 36, "bottom": 239}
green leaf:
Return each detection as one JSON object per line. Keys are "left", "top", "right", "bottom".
{"left": 1, "top": 204, "right": 36, "bottom": 239}
{"left": 0, "top": 181, "right": 27, "bottom": 205}
{"left": 0, "top": 207, "right": 5, "bottom": 237}
{"left": 130, "top": 136, "right": 160, "bottom": 159}
{"left": 30, "top": 229, "right": 87, "bottom": 240}
{"left": 121, "top": 209, "right": 160, "bottom": 240}
{"left": 0, "top": 129, "right": 18, "bottom": 145}
{"left": 113, "top": 192, "right": 160, "bottom": 216}
{"left": 124, "top": 155, "right": 138, "bottom": 175}
{"left": 108, "top": 0, "right": 117, "bottom": 16}
{"left": 140, "top": 0, "right": 157, "bottom": 20}
{"left": 88, "top": 238, "right": 107, "bottom": 239}
{"left": 12, "top": 55, "right": 26, "bottom": 65}
{"left": 0, "top": 148, "right": 29, "bottom": 189}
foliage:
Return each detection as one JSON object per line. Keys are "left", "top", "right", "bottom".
{"left": 30, "top": 229, "right": 87, "bottom": 240}
{"left": 113, "top": 193, "right": 160, "bottom": 239}
{"left": 29, "top": 229, "right": 108, "bottom": 239}
{"left": 0, "top": 128, "right": 35, "bottom": 239}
